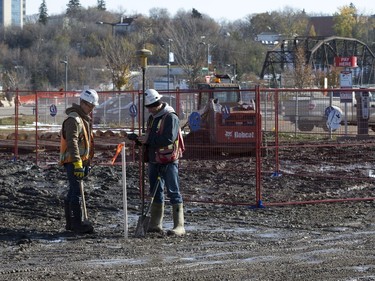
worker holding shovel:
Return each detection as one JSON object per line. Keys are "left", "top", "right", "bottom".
{"left": 59, "top": 89, "right": 99, "bottom": 234}
{"left": 138, "top": 89, "right": 186, "bottom": 236}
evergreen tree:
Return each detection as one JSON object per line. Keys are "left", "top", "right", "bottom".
{"left": 97, "top": 0, "right": 106, "bottom": 11}
{"left": 38, "top": 0, "right": 48, "bottom": 25}
{"left": 191, "top": 8, "right": 202, "bottom": 19}
{"left": 66, "top": 0, "right": 82, "bottom": 16}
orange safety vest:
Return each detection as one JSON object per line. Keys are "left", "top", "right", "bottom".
{"left": 151, "top": 113, "right": 185, "bottom": 164}
{"left": 59, "top": 112, "right": 92, "bottom": 165}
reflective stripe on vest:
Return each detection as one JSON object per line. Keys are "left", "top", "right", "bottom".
{"left": 149, "top": 113, "right": 180, "bottom": 150}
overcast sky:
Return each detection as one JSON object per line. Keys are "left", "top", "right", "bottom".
{"left": 27, "top": 0, "right": 375, "bottom": 21}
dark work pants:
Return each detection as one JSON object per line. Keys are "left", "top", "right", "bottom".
{"left": 64, "top": 163, "right": 89, "bottom": 205}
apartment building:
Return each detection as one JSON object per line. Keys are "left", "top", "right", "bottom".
{"left": 0, "top": 0, "right": 25, "bottom": 27}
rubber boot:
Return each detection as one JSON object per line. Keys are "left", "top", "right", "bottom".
{"left": 168, "top": 203, "right": 185, "bottom": 236}
{"left": 64, "top": 199, "right": 72, "bottom": 231}
{"left": 70, "top": 203, "right": 94, "bottom": 234}
{"left": 147, "top": 202, "right": 164, "bottom": 233}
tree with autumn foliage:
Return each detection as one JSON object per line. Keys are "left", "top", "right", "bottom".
{"left": 98, "top": 37, "right": 136, "bottom": 91}
{"left": 333, "top": 3, "right": 368, "bottom": 41}
{"left": 292, "top": 45, "right": 315, "bottom": 88}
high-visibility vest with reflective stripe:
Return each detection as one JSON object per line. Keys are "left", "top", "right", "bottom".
{"left": 148, "top": 112, "right": 185, "bottom": 163}
{"left": 59, "top": 112, "right": 91, "bottom": 165}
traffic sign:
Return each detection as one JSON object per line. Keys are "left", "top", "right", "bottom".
{"left": 188, "top": 112, "right": 201, "bottom": 132}
{"left": 50, "top": 104, "right": 57, "bottom": 117}
{"left": 340, "top": 92, "right": 353, "bottom": 103}
{"left": 129, "top": 103, "right": 137, "bottom": 118}
{"left": 339, "top": 71, "right": 352, "bottom": 88}
{"left": 326, "top": 108, "right": 342, "bottom": 130}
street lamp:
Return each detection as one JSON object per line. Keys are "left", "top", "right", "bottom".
{"left": 206, "top": 43, "right": 210, "bottom": 72}
{"left": 226, "top": 63, "right": 237, "bottom": 83}
{"left": 96, "top": 21, "right": 116, "bottom": 36}
{"left": 200, "top": 36, "right": 211, "bottom": 75}
{"left": 136, "top": 47, "right": 152, "bottom": 218}
{"left": 167, "top": 38, "right": 174, "bottom": 104}
{"left": 60, "top": 57, "right": 68, "bottom": 109}
{"left": 136, "top": 47, "right": 152, "bottom": 133}
{"left": 96, "top": 18, "right": 131, "bottom": 36}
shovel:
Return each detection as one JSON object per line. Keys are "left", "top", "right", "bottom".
{"left": 79, "top": 180, "right": 89, "bottom": 222}
{"left": 134, "top": 176, "right": 161, "bottom": 238}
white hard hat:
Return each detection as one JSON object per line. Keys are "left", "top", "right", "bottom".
{"left": 145, "top": 89, "right": 162, "bottom": 106}
{"left": 80, "top": 89, "right": 99, "bottom": 106}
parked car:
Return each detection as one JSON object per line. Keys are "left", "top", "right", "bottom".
{"left": 93, "top": 95, "right": 185, "bottom": 125}
{"left": 281, "top": 90, "right": 375, "bottom": 131}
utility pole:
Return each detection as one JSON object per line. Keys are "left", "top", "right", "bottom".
{"left": 60, "top": 56, "right": 68, "bottom": 109}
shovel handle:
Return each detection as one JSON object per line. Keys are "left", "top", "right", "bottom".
{"left": 143, "top": 176, "right": 161, "bottom": 217}
{"left": 80, "top": 181, "right": 88, "bottom": 221}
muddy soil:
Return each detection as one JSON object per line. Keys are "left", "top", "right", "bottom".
{"left": 1, "top": 149, "right": 375, "bottom": 281}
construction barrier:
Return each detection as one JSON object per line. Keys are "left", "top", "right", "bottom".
{"left": 1, "top": 87, "right": 374, "bottom": 207}
{"left": 259, "top": 87, "right": 375, "bottom": 206}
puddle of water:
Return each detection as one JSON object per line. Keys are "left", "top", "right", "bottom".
{"left": 177, "top": 253, "right": 278, "bottom": 266}
{"left": 38, "top": 238, "right": 67, "bottom": 246}
{"left": 105, "top": 244, "right": 122, "bottom": 249}
{"left": 292, "top": 247, "right": 342, "bottom": 263}
{"left": 87, "top": 258, "right": 147, "bottom": 266}
{"left": 88, "top": 250, "right": 252, "bottom": 267}
{"left": 314, "top": 229, "right": 375, "bottom": 243}
{"left": 243, "top": 255, "right": 277, "bottom": 263}
{"left": 346, "top": 265, "right": 372, "bottom": 273}
{"left": 161, "top": 220, "right": 258, "bottom": 234}
{"left": 47, "top": 238, "right": 65, "bottom": 243}
{"left": 256, "top": 232, "right": 283, "bottom": 239}
{"left": 324, "top": 227, "right": 349, "bottom": 232}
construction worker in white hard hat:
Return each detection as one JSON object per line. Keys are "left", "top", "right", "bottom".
{"left": 59, "top": 89, "right": 99, "bottom": 234}
{"left": 138, "top": 89, "right": 186, "bottom": 236}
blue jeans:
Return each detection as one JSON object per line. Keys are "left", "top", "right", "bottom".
{"left": 148, "top": 162, "right": 183, "bottom": 205}
{"left": 64, "top": 163, "right": 89, "bottom": 205}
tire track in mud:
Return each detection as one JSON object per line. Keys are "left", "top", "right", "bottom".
{"left": 2, "top": 223, "right": 375, "bottom": 280}
{"left": 1, "top": 154, "right": 375, "bottom": 280}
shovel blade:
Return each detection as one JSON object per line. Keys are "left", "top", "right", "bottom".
{"left": 134, "top": 215, "right": 151, "bottom": 238}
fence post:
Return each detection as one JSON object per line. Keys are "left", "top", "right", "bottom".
{"left": 274, "top": 89, "right": 280, "bottom": 175}
{"left": 255, "top": 85, "right": 263, "bottom": 208}
{"left": 35, "top": 91, "right": 39, "bottom": 166}
{"left": 14, "top": 89, "right": 19, "bottom": 161}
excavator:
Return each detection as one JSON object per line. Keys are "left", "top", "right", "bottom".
{"left": 182, "top": 74, "right": 260, "bottom": 159}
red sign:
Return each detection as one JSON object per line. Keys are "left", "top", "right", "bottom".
{"left": 334, "top": 56, "right": 357, "bottom": 67}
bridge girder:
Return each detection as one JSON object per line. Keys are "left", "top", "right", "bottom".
{"left": 260, "top": 36, "right": 375, "bottom": 85}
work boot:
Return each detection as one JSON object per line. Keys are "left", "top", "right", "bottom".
{"left": 64, "top": 199, "right": 72, "bottom": 231}
{"left": 147, "top": 202, "right": 164, "bottom": 233}
{"left": 168, "top": 203, "right": 185, "bottom": 236}
{"left": 70, "top": 203, "right": 94, "bottom": 234}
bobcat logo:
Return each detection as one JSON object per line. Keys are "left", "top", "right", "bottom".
{"left": 225, "top": 131, "right": 233, "bottom": 139}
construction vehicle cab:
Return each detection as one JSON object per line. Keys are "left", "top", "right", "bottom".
{"left": 196, "top": 74, "right": 255, "bottom": 110}
{"left": 183, "top": 75, "right": 259, "bottom": 158}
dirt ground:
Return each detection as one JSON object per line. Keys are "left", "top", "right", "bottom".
{"left": 1, "top": 148, "right": 375, "bottom": 281}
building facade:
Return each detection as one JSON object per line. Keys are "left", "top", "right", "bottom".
{"left": 0, "top": 0, "right": 25, "bottom": 27}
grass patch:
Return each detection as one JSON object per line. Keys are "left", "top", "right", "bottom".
{"left": 0, "top": 115, "right": 35, "bottom": 125}
{"left": 263, "top": 131, "right": 338, "bottom": 143}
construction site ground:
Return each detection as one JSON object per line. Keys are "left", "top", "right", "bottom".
{"left": 1, "top": 145, "right": 375, "bottom": 281}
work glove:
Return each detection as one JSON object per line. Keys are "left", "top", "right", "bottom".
{"left": 72, "top": 160, "right": 85, "bottom": 179}
{"left": 127, "top": 133, "right": 142, "bottom": 146}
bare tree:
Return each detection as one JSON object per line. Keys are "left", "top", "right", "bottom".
{"left": 98, "top": 37, "right": 136, "bottom": 91}
{"left": 164, "top": 11, "right": 221, "bottom": 88}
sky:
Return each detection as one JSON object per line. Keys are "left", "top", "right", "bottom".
{"left": 27, "top": 0, "right": 375, "bottom": 21}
